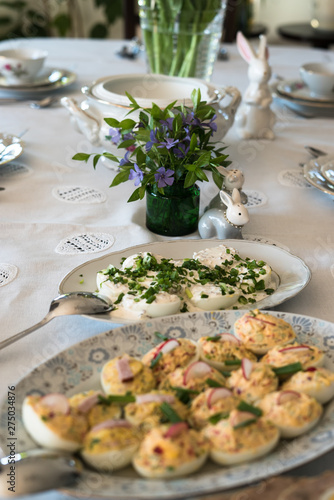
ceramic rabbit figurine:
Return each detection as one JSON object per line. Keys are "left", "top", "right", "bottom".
{"left": 207, "top": 166, "right": 247, "bottom": 211}
{"left": 234, "top": 31, "right": 276, "bottom": 140}
{"left": 198, "top": 188, "right": 249, "bottom": 240}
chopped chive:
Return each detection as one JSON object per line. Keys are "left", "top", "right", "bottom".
{"left": 237, "top": 400, "right": 263, "bottom": 417}
{"left": 98, "top": 392, "right": 135, "bottom": 405}
{"left": 208, "top": 412, "right": 229, "bottom": 424}
{"left": 205, "top": 378, "right": 223, "bottom": 387}
{"left": 114, "top": 292, "right": 125, "bottom": 304}
{"left": 224, "top": 359, "right": 242, "bottom": 366}
{"left": 272, "top": 362, "right": 303, "bottom": 376}
{"left": 160, "top": 402, "right": 183, "bottom": 423}
{"left": 155, "top": 331, "right": 169, "bottom": 341}
{"left": 151, "top": 351, "right": 163, "bottom": 368}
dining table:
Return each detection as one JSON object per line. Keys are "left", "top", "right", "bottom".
{"left": 0, "top": 36, "right": 333, "bottom": 500}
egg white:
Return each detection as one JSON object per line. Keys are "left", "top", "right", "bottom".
{"left": 22, "top": 398, "right": 82, "bottom": 452}
{"left": 133, "top": 452, "right": 208, "bottom": 479}
{"left": 188, "top": 283, "right": 240, "bottom": 311}
{"left": 210, "top": 431, "right": 279, "bottom": 466}
{"left": 81, "top": 443, "right": 139, "bottom": 472}
{"left": 282, "top": 370, "right": 334, "bottom": 405}
{"left": 277, "top": 414, "right": 322, "bottom": 439}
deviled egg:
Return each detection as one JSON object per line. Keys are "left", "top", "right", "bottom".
{"left": 69, "top": 390, "right": 122, "bottom": 427}
{"left": 234, "top": 310, "right": 296, "bottom": 355}
{"left": 281, "top": 367, "right": 334, "bottom": 404}
{"left": 186, "top": 282, "right": 241, "bottom": 311}
{"left": 81, "top": 419, "right": 141, "bottom": 471}
{"left": 258, "top": 390, "right": 323, "bottom": 438}
{"left": 261, "top": 342, "right": 325, "bottom": 372}
{"left": 22, "top": 393, "right": 88, "bottom": 452}
{"left": 141, "top": 338, "right": 199, "bottom": 385}
{"left": 204, "top": 409, "right": 280, "bottom": 465}
{"left": 132, "top": 422, "right": 209, "bottom": 478}
{"left": 125, "top": 391, "right": 189, "bottom": 432}
{"left": 159, "top": 361, "right": 226, "bottom": 397}
{"left": 101, "top": 354, "right": 156, "bottom": 395}
{"left": 198, "top": 332, "right": 257, "bottom": 371}
{"left": 189, "top": 387, "right": 240, "bottom": 429}
{"left": 227, "top": 359, "right": 279, "bottom": 403}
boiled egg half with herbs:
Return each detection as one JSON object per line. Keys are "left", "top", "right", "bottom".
{"left": 22, "top": 393, "right": 88, "bottom": 452}
{"left": 101, "top": 354, "right": 156, "bottom": 395}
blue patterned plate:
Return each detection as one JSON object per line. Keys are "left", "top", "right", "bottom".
{"left": 0, "top": 310, "right": 333, "bottom": 499}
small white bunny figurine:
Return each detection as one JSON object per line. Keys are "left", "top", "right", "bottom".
{"left": 207, "top": 166, "right": 248, "bottom": 211}
{"left": 198, "top": 188, "right": 249, "bottom": 240}
{"left": 234, "top": 31, "right": 276, "bottom": 140}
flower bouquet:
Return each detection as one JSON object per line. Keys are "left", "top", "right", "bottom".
{"left": 138, "top": 0, "right": 226, "bottom": 80}
{"left": 73, "top": 89, "right": 230, "bottom": 235}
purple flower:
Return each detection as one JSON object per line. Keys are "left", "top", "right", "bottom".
{"left": 128, "top": 163, "right": 144, "bottom": 186}
{"left": 159, "top": 117, "right": 174, "bottom": 131}
{"left": 123, "top": 132, "right": 135, "bottom": 141}
{"left": 205, "top": 114, "right": 218, "bottom": 133}
{"left": 119, "top": 151, "right": 131, "bottom": 166}
{"left": 154, "top": 167, "right": 174, "bottom": 188}
{"left": 173, "top": 142, "right": 190, "bottom": 159}
{"left": 146, "top": 129, "right": 159, "bottom": 152}
{"left": 157, "top": 137, "right": 179, "bottom": 150}
{"left": 109, "top": 127, "right": 121, "bottom": 145}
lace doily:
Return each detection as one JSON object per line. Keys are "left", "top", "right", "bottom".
{"left": 55, "top": 233, "right": 115, "bottom": 255}
{"left": 0, "top": 263, "right": 18, "bottom": 287}
{"left": 52, "top": 186, "right": 107, "bottom": 204}
{"left": 244, "top": 190, "right": 268, "bottom": 208}
{"left": 0, "top": 162, "right": 32, "bottom": 178}
{"left": 278, "top": 169, "right": 313, "bottom": 188}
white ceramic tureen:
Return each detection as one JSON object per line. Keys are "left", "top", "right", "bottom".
{"left": 61, "top": 74, "right": 241, "bottom": 153}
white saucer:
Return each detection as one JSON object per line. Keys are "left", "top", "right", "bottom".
{"left": 277, "top": 79, "right": 334, "bottom": 104}
{"left": 0, "top": 67, "right": 76, "bottom": 96}
{"left": 271, "top": 82, "right": 334, "bottom": 118}
{"left": 0, "top": 133, "right": 24, "bottom": 166}
{"left": 303, "top": 154, "right": 334, "bottom": 196}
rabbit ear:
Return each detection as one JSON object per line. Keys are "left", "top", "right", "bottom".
{"left": 231, "top": 188, "right": 241, "bottom": 203}
{"left": 236, "top": 31, "right": 256, "bottom": 63}
{"left": 220, "top": 190, "right": 232, "bottom": 207}
{"left": 258, "top": 34, "right": 269, "bottom": 60}
{"left": 218, "top": 166, "right": 229, "bottom": 175}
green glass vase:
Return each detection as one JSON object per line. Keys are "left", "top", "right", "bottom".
{"left": 146, "top": 182, "right": 200, "bottom": 237}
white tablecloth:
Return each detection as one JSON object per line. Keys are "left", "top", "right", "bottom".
{"left": 0, "top": 38, "right": 333, "bottom": 499}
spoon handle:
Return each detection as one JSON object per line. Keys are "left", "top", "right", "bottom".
{"left": 0, "top": 315, "right": 51, "bottom": 350}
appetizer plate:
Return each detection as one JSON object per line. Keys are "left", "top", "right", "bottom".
{"left": 271, "top": 82, "right": 334, "bottom": 118}
{"left": 0, "top": 310, "right": 333, "bottom": 499}
{"left": 304, "top": 155, "right": 334, "bottom": 196}
{"left": 59, "top": 239, "right": 311, "bottom": 323}
{"left": 0, "top": 132, "right": 24, "bottom": 165}
{"left": 0, "top": 67, "right": 76, "bottom": 96}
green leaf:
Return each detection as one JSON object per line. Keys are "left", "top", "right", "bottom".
{"left": 102, "top": 152, "right": 120, "bottom": 163}
{"left": 119, "top": 118, "right": 136, "bottom": 130}
{"left": 104, "top": 117, "right": 120, "bottom": 127}
{"left": 110, "top": 170, "right": 130, "bottom": 187}
{"left": 93, "top": 155, "right": 101, "bottom": 168}
{"left": 72, "top": 153, "right": 91, "bottom": 162}
{"left": 184, "top": 171, "right": 197, "bottom": 188}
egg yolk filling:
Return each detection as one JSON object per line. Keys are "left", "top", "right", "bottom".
{"left": 83, "top": 426, "right": 141, "bottom": 454}
{"left": 235, "top": 310, "right": 296, "bottom": 347}
{"left": 102, "top": 356, "right": 156, "bottom": 395}
{"left": 228, "top": 364, "right": 278, "bottom": 402}
{"left": 199, "top": 337, "right": 257, "bottom": 366}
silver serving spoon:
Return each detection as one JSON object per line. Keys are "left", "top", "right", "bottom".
{"left": 304, "top": 145, "right": 328, "bottom": 158}
{"left": 0, "top": 292, "right": 113, "bottom": 350}
{"left": 29, "top": 95, "right": 59, "bottom": 109}
{"left": 0, "top": 449, "right": 82, "bottom": 496}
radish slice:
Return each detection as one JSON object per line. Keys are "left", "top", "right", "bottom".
{"left": 216, "top": 333, "right": 240, "bottom": 344}
{"left": 116, "top": 357, "right": 134, "bottom": 382}
{"left": 183, "top": 361, "right": 213, "bottom": 385}
{"left": 136, "top": 394, "right": 175, "bottom": 404}
{"left": 277, "top": 391, "right": 301, "bottom": 405}
{"left": 241, "top": 358, "right": 253, "bottom": 380}
{"left": 77, "top": 392, "right": 104, "bottom": 413}
{"left": 229, "top": 411, "right": 256, "bottom": 428}
{"left": 279, "top": 345, "right": 311, "bottom": 353}
{"left": 164, "top": 422, "right": 188, "bottom": 439}
{"left": 306, "top": 367, "right": 317, "bottom": 372}
{"left": 154, "top": 339, "right": 180, "bottom": 358}
{"left": 90, "top": 419, "right": 132, "bottom": 433}
{"left": 245, "top": 315, "right": 276, "bottom": 326}
{"left": 207, "top": 388, "right": 232, "bottom": 408}
{"left": 40, "top": 393, "right": 70, "bottom": 415}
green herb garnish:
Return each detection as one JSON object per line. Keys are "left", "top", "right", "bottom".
{"left": 150, "top": 352, "right": 163, "bottom": 368}
{"left": 272, "top": 362, "right": 303, "bottom": 376}
{"left": 205, "top": 378, "right": 223, "bottom": 388}
{"left": 160, "top": 402, "right": 183, "bottom": 423}
{"left": 208, "top": 412, "right": 229, "bottom": 424}
{"left": 237, "top": 400, "right": 263, "bottom": 417}
{"left": 224, "top": 359, "right": 242, "bottom": 366}
{"left": 98, "top": 392, "right": 135, "bottom": 405}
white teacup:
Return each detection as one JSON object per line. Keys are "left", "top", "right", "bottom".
{"left": 300, "top": 62, "right": 334, "bottom": 99}
{"left": 0, "top": 48, "right": 48, "bottom": 85}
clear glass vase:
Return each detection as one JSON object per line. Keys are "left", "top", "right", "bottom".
{"left": 138, "top": 0, "right": 227, "bottom": 82}
{"left": 146, "top": 181, "right": 200, "bottom": 236}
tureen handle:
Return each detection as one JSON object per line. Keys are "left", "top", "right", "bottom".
{"left": 60, "top": 97, "right": 101, "bottom": 146}
{"left": 216, "top": 86, "right": 242, "bottom": 119}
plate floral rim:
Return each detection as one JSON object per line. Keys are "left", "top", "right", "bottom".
{"left": 276, "top": 79, "right": 334, "bottom": 104}
{"left": 0, "top": 309, "right": 333, "bottom": 499}
{"left": 58, "top": 239, "right": 311, "bottom": 323}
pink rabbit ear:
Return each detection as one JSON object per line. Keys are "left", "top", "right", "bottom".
{"left": 236, "top": 31, "right": 255, "bottom": 63}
